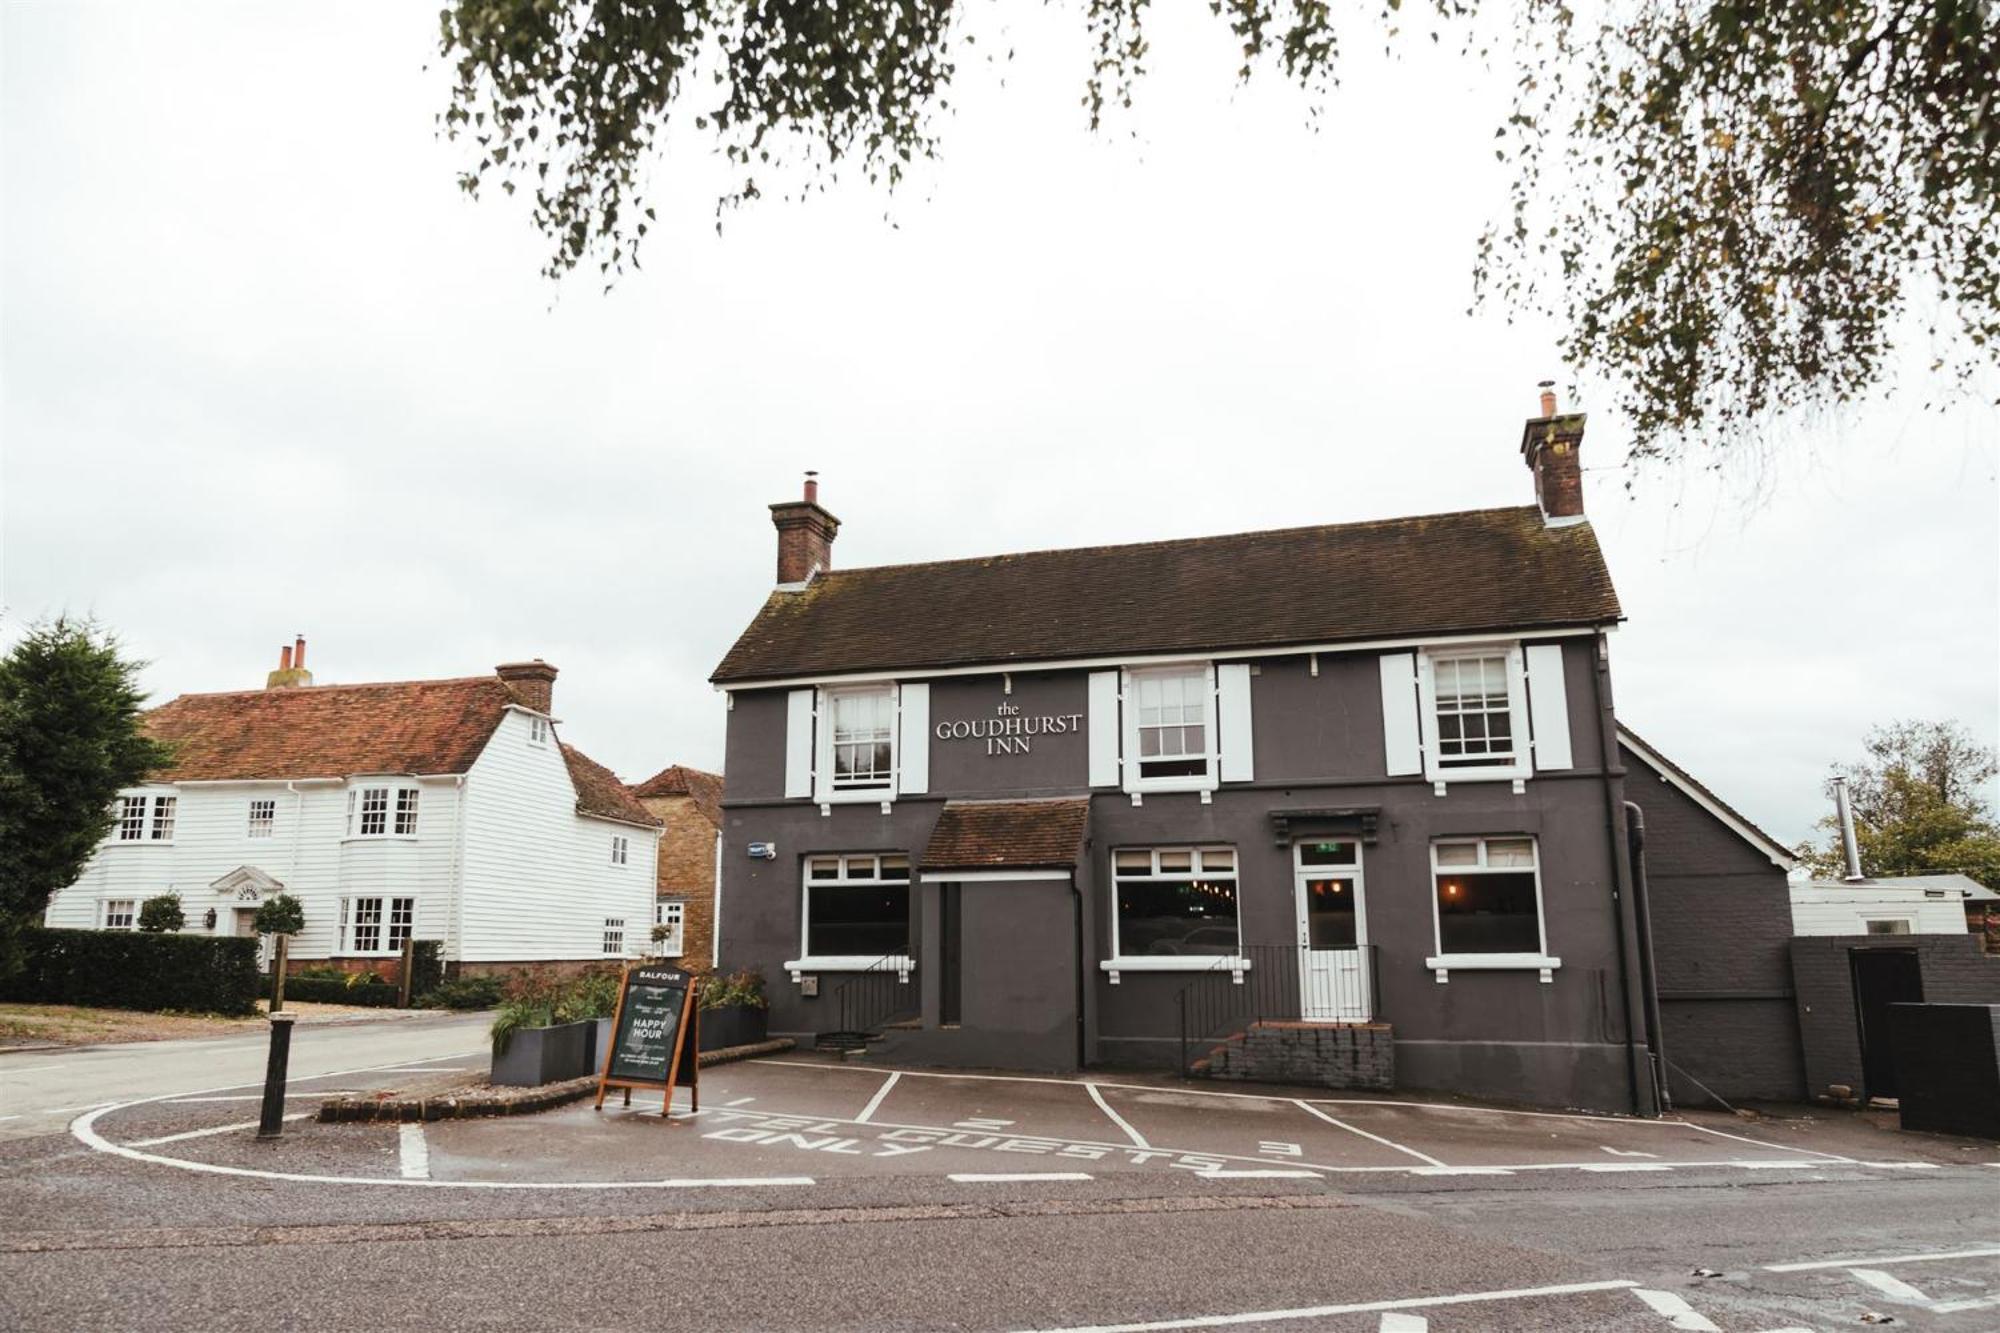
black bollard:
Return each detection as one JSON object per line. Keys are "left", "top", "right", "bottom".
{"left": 257, "top": 1012, "right": 296, "bottom": 1139}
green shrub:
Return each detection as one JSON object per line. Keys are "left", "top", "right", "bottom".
{"left": 252, "top": 893, "right": 304, "bottom": 937}
{"left": 137, "top": 894, "right": 185, "bottom": 933}
{"left": 410, "top": 939, "right": 445, "bottom": 999}
{"left": 420, "top": 973, "right": 504, "bottom": 1010}
{"left": 489, "top": 967, "right": 623, "bottom": 1053}
{"left": 0, "top": 927, "right": 258, "bottom": 1015}
{"left": 282, "top": 973, "right": 399, "bottom": 1007}
{"left": 699, "top": 968, "right": 767, "bottom": 1011}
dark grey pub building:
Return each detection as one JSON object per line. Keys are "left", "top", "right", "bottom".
{"left": 710, "top": 399, "right": 1806, "bottom": 1115}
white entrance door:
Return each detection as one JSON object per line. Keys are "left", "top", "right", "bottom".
{"left": 1294, "top": 841, "right": 1371, "bottom": 1021}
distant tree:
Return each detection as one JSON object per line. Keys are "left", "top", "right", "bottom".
{"left": 438, "top": 0, "right": 1999, "bottom": 461}
{"left": 253, "top": 893, "right": 305, "bottom": 938}
{"left": 1801, "top": 720, "right": 2000, "bottom": 888}
{"left": 0, "top": 617, "right": 171, "bottom": 977}
{"left": 138, "top": 894, "right": 185, "bottom": 933}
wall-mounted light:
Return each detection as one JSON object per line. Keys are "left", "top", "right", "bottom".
{"left": 203, "top": 908, "right": 217, "bottom": 929}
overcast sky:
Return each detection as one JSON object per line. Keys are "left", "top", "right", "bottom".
{"left": 4, "top": 2, "right": 1995, "bottom": 851}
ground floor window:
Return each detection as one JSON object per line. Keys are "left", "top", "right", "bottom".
{"left": 655, "top": 899, "right": 685, "bottom": 955}
{"left": 1431, "top": 837, "right": 1546, "bottom": 956}
{"left": 102, "top": 899, "right": 137, "bottom": 930}
{"left": 603, "top": 917, "right": 626, "bottom": 956}
{"left": 341, "top": 896, "right": 415, "bottom": 954}
{"left": 1111, "top": 846, "right": 1240, "bottom": 959}
{"left": 802, "top": 853, "right": 911, "bottom": 960}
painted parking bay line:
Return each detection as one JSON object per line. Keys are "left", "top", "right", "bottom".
{"left": 1293, "top": 1100, "right": 1446, "bottom": 1168}
{"left": 1086, "top": 1083, "right": 1150, "bottom": 1148}
{"left": 399, "top": 1124, "right": 430, "bottom": 1180}
{"left": 1767, "top": 1246, "right": 2000, "bottom": 1271}
{"left": 1007, "top": 1278, "right": 1642, "bottom": 1332}
{"left": 1632, "top": 1289, "right": 1721, "bottom": 1331}
{"left": 125, "top": 1114, "right": 311, "bottom": 1147}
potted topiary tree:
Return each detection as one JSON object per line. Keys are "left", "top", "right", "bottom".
{"left": 137, "top": 893, "right": 185, "bottom": 933}
{"left": 252, "top": 893, "right": 305, "bottom": 1010}
{"left": 698, "top": 969, "right": 768, "bottom": 1052}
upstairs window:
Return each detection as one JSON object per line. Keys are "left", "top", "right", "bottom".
{"left": 528, "top": 716, "right": 549, "bottom": 744}
{"left": 247, "top": 799, "right": 276, "bottom": 838}
{"left": 1431, "top": 654, "right": 1516, "bottom": 769}
{"left": 149, "top": 796, "right": 176, "bottom": 841}
{"left": 394, "top": 788, "right": 420, "bottom": 836}
{"left": 1130, "top": 667, "right": 1210, "bottom": 782}
{"left": 611, "top": 835, "right": 629, "bottom": 866}
{"left": 116, "top": 796, "right": 148, "bottom": 841}
{"left": 103, "top": 899, "right": 137, "bottom": 931}
{"left": 828, "top": 687, "right": 895, "bottom": 791}
{"left": 347, "top": 784, "right": 419, "bottom": 838}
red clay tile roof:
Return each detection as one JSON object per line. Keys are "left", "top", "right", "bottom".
{"left": 629, "top": 764, "right": 724, "bottom": 828}
{"left": 922, "top": 799, "right": 1091, "bottom": 872}
{"left": 562, "top": 745, "right": 664, "bottom": 827}
{"left": 711, "top": 506, "right": 1622, "bottom": 684}
{"left": 142, "top": 674, "right": 658, "bottom": 827}
{"left": 145, "top": 677, "right": 517, "bottom": 781}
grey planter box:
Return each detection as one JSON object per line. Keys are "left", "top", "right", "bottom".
{"left": 700, "top": 1004, "right": 768, "bottom": 1052}
{"left": 490, "top": 1019, "right": 593, "bottom": 1087}
{"left": 582, "top": 1016, "right": 614, "bottom": 1075}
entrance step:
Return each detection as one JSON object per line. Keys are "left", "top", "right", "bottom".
{"left": 1189, "top": 1020, "right": 1395, "bottom": 1091}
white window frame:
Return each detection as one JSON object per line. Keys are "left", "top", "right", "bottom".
{"left": 101, "top": 898, "right": 138, "bottom": 931}
{"left": 603, "top": 917, "right": 627, "bottom": 957}
{"left": 611, "top": 834, "right": 629, "bottom": 866}
{"left": 1864, "top": 918, "right": 1915, "bottom": 935}
{"left": 339, "top": 895, "right": 416, "bottom": 955}
{"left": 1426, "top": 836, "right": 1560, "bottom": 980}
{"left": 148, "top": 794, "right": 177, "bottom": 841}
{"left": 1120, "top": 664, "right": 1219, "bottom": 796}
{"left": 1100, "top": 845, "right": 1246, "bottom": 983}
{"left": 528, "top": 715, "right": 549, "bottom": 745}
{"left": 247, "top": 798, "right": 277, "bottom": 839}
{"left": 815, "top": 683, "right": 899, "bottom": 804}
{"left": 114, "top": 795, "right": 149, "bottom": 842}
{"left": 655, "top": 899, "right": 686, "bottom": 956}
{"left": 345, "top": 782, "right": 420, "bottom": 839}
{"left": 784, "top": 852, "right": 914, "bottom": 980}
{"left": 1418, "top": 645, "right": 1532, "bottom": 787}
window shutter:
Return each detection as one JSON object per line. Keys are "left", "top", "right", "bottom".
{"left": 1379, "top": 653, "right": 1424, "bottom": 777}
{"left": 1524, "top": 643, "right": 1573, "bottom": 771}
{"left": 1087, "top": 670, "right": 1121, "bottom": 788}
{"left": 1216, "top": 663, "right": 1255, "bottom": 782}
{"left": 784, "top": 688, "right": 816, "bottom": 799}
{"left": 898, "top": 682, "right": 930, "bottom": 795}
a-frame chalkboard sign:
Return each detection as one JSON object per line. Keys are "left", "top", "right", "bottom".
{"left": 594, "top": 964, "right": 700, "bottom": 1119}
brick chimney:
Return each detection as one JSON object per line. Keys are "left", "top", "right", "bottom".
{"left": 265, "top": 635, "right": 314, "bottom": 689}
{"left": 496, "top": 659, "right": 558, "bottom": 714}
{"left": 769, "top": 470, "right": 840, "bottom": 586}
{"left": 1520, "top": 382, "right": 1587, "bottom": 526}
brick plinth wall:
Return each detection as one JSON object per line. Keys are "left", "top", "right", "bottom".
{"left": 1191, "top": 1021, "right": 1395, "bottom": 1091}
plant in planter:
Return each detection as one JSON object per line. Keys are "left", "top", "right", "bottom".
{"left": 489, "top": 968, "right": 626, "bottom": 1086}
{"left": 137, "top": 893, "right": 184, "bottom": 933}
{"left": 698, "top": 968, "right": 768, "bottom": 1052}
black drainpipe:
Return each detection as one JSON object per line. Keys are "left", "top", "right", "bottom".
{"left": 1071, "top": 840, "right": 1090, "bottom": 1071}
{"left": 1624, "top": 800, "right": 1670, "bottom": 1110}
{"left": 1588, "top": 629, "right": 1651, "bottom": 1116}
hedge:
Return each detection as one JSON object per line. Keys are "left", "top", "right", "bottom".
{"left": 280, "top": 975, "right": 402, "bottom": 1007}
{"left": 2, "top": 928, "right": 259, "bottom": 1016}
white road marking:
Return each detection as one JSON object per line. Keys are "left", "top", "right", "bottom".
{"left": 0, "top": 1064, "right": 70, "bottom": 1075}
{"left": 1292, "top": 1099, "right": 1446, "bottom": 1168}
{"left": 722, "top": 1097, "right": 756, "bottom": 1107}
{"left": 949, "top": 1172, "right": 1093, "bottom": 1183}
{"left": 0, "top": 1116, "right": 20, "bottom": 1123}
{"left": 955, "top": 1118, "right": 1017, "bottom": 1131}
{"left": 1259, "top": 1141, "right": 1302, "bottom": 1157}
{"left": 1736, "top": 1161, "right": 1818, "bottom": 1170}
{"left": 1378, "top": 1314, "right": 1427, "bottom": 1332}
{"left": 1086, "top": 1083, "right": 1150, "bottom": 1148}
{"left": 856, "top": 1071, "right": 901, "bottom": 1124}
{"left": 1767, "top": 1246, "right": 2000, "bottom": 1272}
{"left": 1601, "top": 1145, "right": 1658, "bottom": 1158}
{"left": 42, "top": 1101, "right": 116, "bottom": 1115}
{"left": 1408, "top": 1166, "right": 1514, "bottom": 1176}
{"left": 1933, "top": 1295, "right": 2000, "bottom": 1314}
{"left": 1675, "top": 1120, "right": 1857, "bottom": 1163}
{"left": 1632, "top": 1289, "right": 1721, "bottom": 1331}
{"left": 1856, "top": 1161, "right": 1938, "bottom": 1169}
{"left": 1197, "top": 1169, "right": 1321, "bottom": 1179}
{"left": 1581, "top": 1164, "right": 1673, "bottom": 1173}
{"left": 125, "top": 1113, "right": 310, "bottom": 1147}
{"left": 1847, "top": 1269, "right": 1932, "bottom": 1304}
{"left": 398, "top": 1124, "right": 430, "bottom": 1180}
{"left": 1006, "top": 1278, "right": 1642, "bottom": 1332}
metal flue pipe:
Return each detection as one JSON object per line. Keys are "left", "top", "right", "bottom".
{"left": 1833, "top": 776, "right": 1865, "bottom": 881}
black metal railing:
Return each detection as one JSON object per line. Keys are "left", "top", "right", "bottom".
{"left": 818, "top": 956, "right": 919, "bottom": 1051}
{"left": 1175, "top": 943, "right": 1381, "bottom": 1075}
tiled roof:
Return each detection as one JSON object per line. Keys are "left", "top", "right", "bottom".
{"left": 141, "top": 673, "right": 658, "bottom": 827}
{"left": 562, "top": 745, "right": 664, "bottom": 827}
{"left": 144, "top": 677, "right": 518, "bottom": 781}
{"left": 922, "top": 799, "right": 1091, "bottom": 872}
{"left": 629, "top": 764, "right": 724, "bottom": 828}
{"left": 712, "top": 506, "right": 1622, "bottom": 683}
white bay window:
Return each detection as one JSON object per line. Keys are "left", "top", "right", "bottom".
{"left": 340, "top": 895, "right": 415, "bottom": 954}
{"left": 346, "top": 782, "right": 420, "bottom": 838}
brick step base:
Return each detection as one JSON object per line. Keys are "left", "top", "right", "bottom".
{"left": 1189, "top": 1020, "right": 1395, "bottom": 1091}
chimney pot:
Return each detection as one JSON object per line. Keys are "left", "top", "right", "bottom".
{"left": 293, "top": 635, "right": 307, "bottom": 669}
{"left": 769, "top": 475, "right": 840, "bottom": 585}
{"left": 1520, "top": 392, "right": 1587, "bottom": 524}
{"left": 1537, "top": 380, "right": 1558, "bottom": 419}
{"left": 266, "top": 635, "right": 314, "bottom": 689}
{"left": 280, "top": 645, "right": 294, "bottom": 671}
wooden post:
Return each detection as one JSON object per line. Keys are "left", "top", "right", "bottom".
{"left": 398, "top": 936, "right": 417, "bottom": 1008}
{"left": 269, "top": 934, "right": 289, "bottom": 1014}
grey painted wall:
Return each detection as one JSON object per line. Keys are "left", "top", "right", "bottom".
{"left": 717, "top": 637, "right": 1654, "bottom": 1112}
{"left": 1621, "top": 743, "right": 1805, "bottom": 1104}
{"left": 1790, "top": 935, "right": 2000, "bottom": 1100}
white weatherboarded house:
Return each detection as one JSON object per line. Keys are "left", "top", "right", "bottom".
{"left": 44, "top": 647, "right": 661, "bottom": 973}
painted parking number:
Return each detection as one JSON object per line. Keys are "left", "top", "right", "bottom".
{"left": 1260, "top": 1141, "right": 1303, "bottom": 1157}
